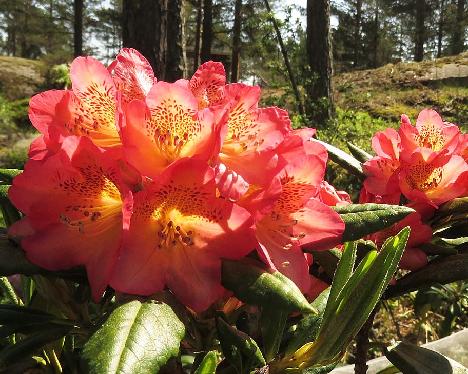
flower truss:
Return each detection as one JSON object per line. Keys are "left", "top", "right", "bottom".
{"left": 361, "top": 109, "right": 467, "bottom": 271}
{"left": 9, "top": 49, "right": 346, "bottom": 312}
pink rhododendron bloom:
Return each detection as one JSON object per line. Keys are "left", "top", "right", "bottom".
{"left": 110, "top": 158, "right": 255, "bottom": 312}
{"left": 29, "top": 57, "right": 122, "bottom": 151}
{"left": 255, "top": 132, "right": 344, "bottom": 291}
{"left": 363, "top": 109, "right": 468, "bottom": 207}
{"left": 9, "top": 49, "right": 357, "bottom": 310}
{"left": 121, "top": 81, "right": 222, "bottom": 178}
{"left": 8, "top": 137, "right": 132, "bottom": 300}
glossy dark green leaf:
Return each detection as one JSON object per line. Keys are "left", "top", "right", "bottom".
{"left": 333, "top": 204, "right": 414, "bottom": 241}
{"left": 193, "top": 351, "right": 218, "bottom": 374}
{"left": 0, "top": 185, "right": 21, "bottom": 227}
{"left": 82, "top": 300, "right": 185, "bottom": 374}
{"left": 261, "top": 308, "right": 287, "bottom": 362}
{"left": 346, "top": 142, "right": 373, "bottom": 162}
{"left": 435, "top": 197, "right": 468, "bottom": 219}
{"left": 0, "top": 169, "right": 21, "bottom": 185}
{"left": 386, "top": 341, "right": 461, "bottom": 374}
{"left": 217, "top": 318, "right": 265, "bottom": 373}
{"left": 307, "top": 249, "right": 341, "bottom": 279}
{"left": 315, "top": 140, "right": 365, "bottom": 179}
{"left": 0, "top": 325, "right": 71, "bottom": 366}
{"left": 0, "top": 305, "right": 60, "bottom": 325}
{"left": 222, "top": 259, "right": 316, "bottom": 314}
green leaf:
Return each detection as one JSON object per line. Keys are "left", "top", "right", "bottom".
{"left": 333, "top": 204, "right": 414, "bottom": 241}
{"left": 222, "top": 259, "right": 316, "bottom": 314}
{"left": 0, "top": 276, "right": 20, "bottom": 304}
{"left": 193, "top": 351, "right": 218, "bottom": 374}
{"left": 0, "top": 169, "right": 21, "bottom": 185}
{"left": 217, "top": 318, "right": 265, "bottom": 373}
{"left": 0, "top": 236, "right": 41, "bottom": 276}
{"left": 321, "top": 242, "right": 357, "bottom": 325}
{"left": 0, "top": 325, "right": 71, "bottom": 366}
{"left": 0, "top": 185, "right": 21, "bottom": 227}
{"left": 435, "top": 197, "right": 468, "bottom": 219}
{"left": 261, "top": 308, "right": 288, "bottom": 362}
{"left": 307, "top": 249, "right": 341, "bottom": 279}
{"left": 274, "top": 228, "right": 410, "bottom": 372}
{"left": 346, "top": 142, "right": 373, "bottom": 162}
{"left": 0, "top": 305, "right": 60, "bottom": 325}
{"left": 82, "top": 300, "right": 185, "bottom": 374}
{"left": 385, "top": 253, "right": 468, "bottom": 299}
{"left": 315, "top": 140, "right": 365, "bottom": 179}
{"left": 386, "top": 341, "right": 467, "bottom": 374}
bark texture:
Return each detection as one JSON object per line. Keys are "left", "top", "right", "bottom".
{"left": 306, "top": 0, "right": 334, "bottom": 126}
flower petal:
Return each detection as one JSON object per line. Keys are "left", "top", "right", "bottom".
{"left": 109, "top": 48, "right": 155, "bottom": 103}
{"left": 189, "top": 61, "right": 226, "bottom": 109}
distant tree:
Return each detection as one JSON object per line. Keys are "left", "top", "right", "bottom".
{"left": 200, "top": 0, "right": 213, "bottom": 62}
{"left": 230, "top": 0, "right": 242, "bottom": 82}
{"left": 165, "top": 0, "right": 185, "bottom": 81}
{"left": 306, "top": 0, "right": 334, "bottom": 125}
{"left": 414, "top": 0, "right": 425, "bottom": 61}
{"left": 193, "top": 0, "right": 203, "bottom": 71}
{"left": 451, "top": 0, "right": 465, "bottom": 54}
{"left": 74, "top": 0, "right": 83, "bottom": 57}
{"left": 353, "top": 0, "right": 363, "bottom": 67}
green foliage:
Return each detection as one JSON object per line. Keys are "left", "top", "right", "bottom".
{"left": 332, "top": 203, "right": 414, "bottom": 242}
{"left": 82, "top": 300, "right": 185, "bottom": 374}
{"left": 222, "top": 259, "right": 316, "bottom": 314}
{"left": 385, "top": 341, "right": 459, "bottom": 374}
{"left": 193, "top": 351, "right": 219, "bottom": 374}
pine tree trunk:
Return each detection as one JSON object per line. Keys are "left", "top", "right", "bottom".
{"left": 230, "top": 0, "right": 242, "bottom": 82}
{"left": 437, "top": 0, "right": 445, "bottom": 57}
{"left": 353, "top": 0, "right": 362, "bottom": 67}
{"left": 200, "top": 0, "right": 213, "bottom": 63}
{"left": 193, "top": 0, "right": 203, "bottom": 72}
{"left": 451, "top": 0, "right": 465, "bottom": 54}
{"left": 122, "top": 0, "right": 167, "bottom": 78}
{"left": 414, "top": 0, "right": 425, "bottom": 61}
{"left": 74, "top": 0, "right": 83, "bottom": 57}
{"left": 372, "top": 4, "right": 379, "bottom": 68}
{"left": 165, "top": 0, "right": 185, "bottom": 81}
{"left": 306, "top": 0, "right": 334, "bottom": 126}
{"left": 264, "top": 0, "right": 304, "bottom": 116}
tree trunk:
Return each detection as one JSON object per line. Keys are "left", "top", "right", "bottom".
{"left": 353, "top": 0, "right": 362, "bottom": 68}
{"left": 74, "top": 0, "right": 83, "bottom": 57}
{"left": 414, "top": 0, "right": 425, "bottom": 61}
{"left": 372, "top": 3, "right": 379, "bottom": 68}
{"left": 122, "top": 0, "right": 167, "bottom": 79}
{"left": 264, "top": 0, "right": 304, "bottom": 116}
{"left": 306, "top": 0, "right": 334, "bottom": 126}
{"left": 230, "top": 0, "right": 242, "bottom": 82}
{"left": 437, "top": 0, "right": 445, "bottom": 57}
{"left": 165, "top": 0, "right": 184, "bottom": 81}
{"left": 200, "top": 0, "right": 213, "bottom": 63}
{"left": 193, "top": 0, "right": 203, "bottom": 72}
{"left": 451, "top": 0, "right": 465, "bottom": 54}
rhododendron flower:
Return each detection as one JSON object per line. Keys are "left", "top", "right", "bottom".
{"left": 8, "top": 137, "right": 132, "bottom": 299}
{"left": 110, "top": 158, "right": 256, "bottom": 312}
{"left": 121, "top": 81, "right": 222, "bottom": 178}
{"left": 188, "top": 63, "right": 292, "bottom": 201}
{"left": 29, "top": 57, "right": 122, "bottom": 151}
{"left": 255, "top": 132, "right": 344, "bottom": 291}
{"left": 399, "top": 109, "right": 461, "bottom": 159}
{"left": 363, "top": 109, "right": 468, "bottom": 207}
